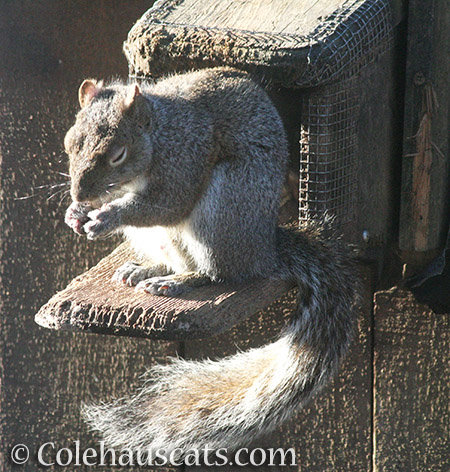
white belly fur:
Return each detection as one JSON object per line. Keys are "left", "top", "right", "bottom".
{"left": 123, "top": 226, "right": 188, "bottom": 273}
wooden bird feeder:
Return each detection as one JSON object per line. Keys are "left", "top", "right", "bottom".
{"left": 35, "top": 0, "right": 404, "bottom": 340}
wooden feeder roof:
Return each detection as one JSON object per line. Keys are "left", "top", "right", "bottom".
{"left": 35, "top": 243, "right": 294, "bottom": 340}
{"left": 124, "top": 0, "right": 404, "bottom": 87}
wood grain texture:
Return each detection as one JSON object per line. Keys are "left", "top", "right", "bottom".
{"left": 35, "top": 243, "right": 294, "bottom": 341}
{"left": 0, "top": 2, "right": 417, "bottom": 471}
{"left": 374, "top": 287, "right": 450, "bottom": 471}
{"left": 0, "top": 2, "right": 178, "bottom": 471}
{"left": 351, "top": 43, "right": 403, "bottom": 247}
{"left": 163, "top": 0, "right": 344, "bottom": 35}
{"left": 399, "top": 0, "right": 450, "bottom": 252}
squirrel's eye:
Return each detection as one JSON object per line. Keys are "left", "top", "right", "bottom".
{"left": 108, "top": 146, "right": 127, "bottom": 167}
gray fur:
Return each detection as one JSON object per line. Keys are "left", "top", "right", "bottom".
{"left": 64, "top": 67, "right": 359, "bottom": 457}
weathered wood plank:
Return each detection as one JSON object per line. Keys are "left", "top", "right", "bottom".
{"left": 399, "top": 0, "right": 450, "bottom": 253}
{"left": 163, "top": 0, "right": 344, "bottom": 35}
{"left": 35, "top": 242, "right": 294, "bottom": 341}
{"left": 374, "top": 287, "right": 450, "bottom": 471}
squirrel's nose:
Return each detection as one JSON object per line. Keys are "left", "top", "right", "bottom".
{"left": 71, "top": 186, "right": 89, "bottom": 203}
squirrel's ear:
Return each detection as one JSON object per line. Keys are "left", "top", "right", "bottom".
{"left": 123, "top": 84, "right": 142, "bottom": 109}
{"left": 78, "top": 79, "right": 102, "bottom": 108}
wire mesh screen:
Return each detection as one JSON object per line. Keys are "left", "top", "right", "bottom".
{"left": 297, "top": 0, "right": 393, "bottom": 86}
{"left": 300, "top": 77, "right": 359, "bottom": 224}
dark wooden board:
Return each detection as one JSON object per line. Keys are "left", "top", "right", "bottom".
{"left": 399, "top": 0, "right": 450, "bottom": 253}
{"left": 35, "top": 243, "right": 294, "bottom": 341}
{"left": 374, "top": 287, "right": 450, "bottom": 471}
{"left": 0, "top": 2, "right": 179, "bottom": 471}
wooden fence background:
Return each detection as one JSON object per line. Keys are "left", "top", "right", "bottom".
{"left": 0, "top": 1, "right": 448, "bottom": 471}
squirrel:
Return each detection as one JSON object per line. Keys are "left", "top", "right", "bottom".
{"left": 64, "top": 67, "right": 359, "bottom": 458}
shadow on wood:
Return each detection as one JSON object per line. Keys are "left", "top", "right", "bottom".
{"left": 35, "top": 243, "right": 295, "bottom": 340}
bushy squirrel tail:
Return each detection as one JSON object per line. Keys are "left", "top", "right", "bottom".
{"left": 83, "top": 221, "right": 359, "bottom": 459}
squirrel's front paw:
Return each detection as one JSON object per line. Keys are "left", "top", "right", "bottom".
{"left": 84, "top": 205, "right": 121, "bottom": 240}
{"left": 136, "top": 276, "right": 187, "bottom": 297}
{"left": 65, "top": 201, "right": 93, "bottom": 235}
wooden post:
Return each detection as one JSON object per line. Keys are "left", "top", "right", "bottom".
{"left": 399, "top": 0, "right": 450, "bottom": 255}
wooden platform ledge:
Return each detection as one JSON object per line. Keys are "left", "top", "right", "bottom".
{"left": 35, "top": 243, "right": 295, "bottom": 340}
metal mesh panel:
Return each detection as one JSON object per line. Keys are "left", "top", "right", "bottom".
{"left": 297, "top": 0, "right": 393, "bottom": 225}
{"left": 300, "top": 77, "right": 359, "bottom": 224}
{"left": 297, "top": 0, "right": 393, "bottom": 86}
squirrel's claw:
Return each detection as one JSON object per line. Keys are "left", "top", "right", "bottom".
{"left": 112, "top": 261, "right": 144, "bottom": 286}
{"left": 135, "top": 276, "right": 186, "bottom": 297}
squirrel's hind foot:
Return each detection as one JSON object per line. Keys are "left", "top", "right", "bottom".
{"left": 112, "top": 261, "right": 170, "bottom": 287}
{"left": 135, "top": 272, "right": 211, "bottom": 297}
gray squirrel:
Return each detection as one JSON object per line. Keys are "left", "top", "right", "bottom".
{"left": 64, "top": 67, "right": 359, "bottom": 457}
